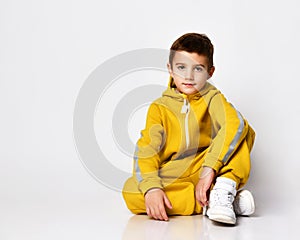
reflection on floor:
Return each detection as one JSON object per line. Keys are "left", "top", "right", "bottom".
{"left": 122, "top": 213, "right": 290, "bottom": 240}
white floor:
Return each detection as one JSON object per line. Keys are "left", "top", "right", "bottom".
{"left": 0, "top": 153, "right": 298, "bottom": 239}
{"left": 1, "top": 184, "right": 297, "bottom": 240}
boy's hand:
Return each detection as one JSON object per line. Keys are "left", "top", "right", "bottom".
{"left": 144, "top": 188, "right": 172, "bottom": 221}
{"left": 195, "top": 167, "right": 215, "bottom": 207}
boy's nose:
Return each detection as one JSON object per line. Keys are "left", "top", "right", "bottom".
{"left": 185, "top": 69, "right": 194, "bottom": 80}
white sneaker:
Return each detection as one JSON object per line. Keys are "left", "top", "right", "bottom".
{"left": 233, "top": 189, "right": 255, "bottom": 216}
{"left": 207, "top": 177, "right": 237, "bottom": 225}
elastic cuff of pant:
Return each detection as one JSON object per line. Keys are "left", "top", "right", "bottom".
{"left": 218, "top": 172, "right": 240, "bottom": 189}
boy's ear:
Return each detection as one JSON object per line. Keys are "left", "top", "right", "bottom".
{"left": 208, "top": 66, "right": 215, "bottom": 78}
{"left": 167, "top": 63, "right": 173, "bottom": 77}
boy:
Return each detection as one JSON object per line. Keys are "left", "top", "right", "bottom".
{"left": 122, "top": 33, "right": 256, "bottom": 224}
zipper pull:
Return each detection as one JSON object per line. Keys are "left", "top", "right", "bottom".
{"left": 181, "top": 98, "right": 187, "bottom": 113}
{"left": 181, "top": 98, "right": 189, "bottom": 113}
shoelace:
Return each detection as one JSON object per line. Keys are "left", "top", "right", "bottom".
{"left": 210, "top": 190, "right": 234, "bottom": 208}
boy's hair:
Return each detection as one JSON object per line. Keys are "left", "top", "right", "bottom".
{"left": 169, "top": 33, "right": 214, "bottom": 68}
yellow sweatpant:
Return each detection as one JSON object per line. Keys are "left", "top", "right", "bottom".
{"left": 122, "top": 131, "right": 255, "bottom": 216}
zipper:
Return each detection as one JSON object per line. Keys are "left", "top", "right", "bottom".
{"left": 181, "top": 98, "right": 190, "bottom": 149}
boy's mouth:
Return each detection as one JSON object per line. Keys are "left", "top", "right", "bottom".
{"left": 182, "top": 83, "right": 196, "bottom": 87}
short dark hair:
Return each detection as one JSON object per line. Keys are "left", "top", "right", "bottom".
{"left": 169, "top": 33, "right": 214, "bottom": 68}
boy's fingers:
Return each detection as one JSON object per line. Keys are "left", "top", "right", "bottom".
{"left": 145, "top": 190, "right": 170, "bottom": 221}
{"left": 160, "top": 206, "right": 168, "bottom": 221}
{"left": 197, "top": 191, "right": 203, "bottom": 206}
{"left": 203, "top": 188, "right": 209, "bottom": 206}
{"left": 146, "top": 207, "right": 152, "bottom": 218}
{"left": 155, "top": 206, "right": 165, "bottom": 221}
{"left": 199, "top": 187, "right": 207, "bottom": 206}
{"left": 148, "top": 204, "right": 164, "bottom": 221}
{"left": 163, "top": 195, "right": 173, "bottom": 209}
{"left": 151, "top": 208, "right": 159, "bottom": 220}
{"left": 195, "top": 185, "right": 203, "bottom": 206}
{"left": 201, "top": 188, "right": 207, "bottom": 204}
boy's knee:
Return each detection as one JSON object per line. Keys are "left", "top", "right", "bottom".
{"left": 246, "top": 127, "right": 256, "bottom": 152}
{"left": 122, "top": 177, "right": 146, "bottom": 214}
{"left": 123, "top": 177, "right": 139, "bottom": 193}
{"left": 123, "top": 191, "right": 146, "bottom": 214}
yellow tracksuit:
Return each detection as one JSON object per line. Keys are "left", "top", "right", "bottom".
{"left": 122, "top": 79, "right": 255, "bottom": 215}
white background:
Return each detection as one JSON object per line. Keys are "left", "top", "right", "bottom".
{"left": 1, "top": 0, "right": 299, "bottom": 239}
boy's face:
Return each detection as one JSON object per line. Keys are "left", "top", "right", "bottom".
{"left": 167, "top": 51, "right": 215, "bottom": 95}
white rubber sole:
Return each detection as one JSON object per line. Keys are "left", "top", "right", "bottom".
{"left": 208, "top": 214, "right": 236, "bottom": 225}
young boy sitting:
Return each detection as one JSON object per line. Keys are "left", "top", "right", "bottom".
{"left": 122, "top": 33, "right": 256, "bottom": 224}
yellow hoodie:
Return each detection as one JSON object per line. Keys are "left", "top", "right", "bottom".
{"left": 133, "top": 79, "right": 255, "bottom": 195}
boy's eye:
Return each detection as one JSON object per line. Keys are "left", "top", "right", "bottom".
{"left": 177, "top": 65, "right": 185, "bottom": 70}
{"left": 194, "top": 66, "right": 203, "bottom": 72}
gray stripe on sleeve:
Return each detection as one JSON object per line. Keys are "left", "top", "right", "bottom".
{"left": 134, "top": 145, "right": 143, "bottom": 182}
{"left": 222, "top": 108, "right": 244, "bottom": 163}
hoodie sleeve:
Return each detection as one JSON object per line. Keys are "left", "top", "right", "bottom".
{"left": 133, "top": 103, "right": 165, "bottom": 195}
{"left": 202, "top": 93, "right": 250, "bottom": 172}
